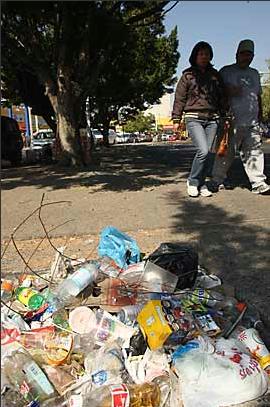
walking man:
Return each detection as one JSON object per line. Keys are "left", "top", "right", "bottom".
{"left": 212, "top": 39, "right": 270, "bottom": 195}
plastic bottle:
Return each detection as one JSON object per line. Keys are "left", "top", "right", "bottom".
{"left": 19, "top": 326, "right": 55, "bottom": 349}
{"left": 41, "top": 262, "right": 99, "bottom": 315}
{"left": 2, "top": 348, "right": 56, "bottom": 404}
{"left": 1, "top": 280, "right": 14, "bottom": 302}
{"left": 98, "top": 256, "right": 122, "bottom": 278}
{"left": 73, "top": 382, "right": 161, "bottom": 407}
{"left": 54, "top": 261, "right": 99, "bottom": 298}
{"left": 1, "top": 386, "right": 27, "bottom": 407}
{"left": 15, "top": 287, "right": 45, "bottom": 310}
{"left": 184, "top": 288, "right": 225, "bottom": 308}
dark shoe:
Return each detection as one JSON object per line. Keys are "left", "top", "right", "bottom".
{"left": 208, "top": 181, "right": 224, "bottom": 193}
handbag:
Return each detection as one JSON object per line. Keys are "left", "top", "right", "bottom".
{"left": 217, "top": 119, "right": 231, "bottom": 157}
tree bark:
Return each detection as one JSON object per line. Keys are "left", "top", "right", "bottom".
{"left": 57, "top": 108, "right": 82, "bottom": 166}
{"left": 101, "top": 118, "right": 110, "bottom": 147}
{"left": 47, "top": 79, "right": 86, "bottom": 166}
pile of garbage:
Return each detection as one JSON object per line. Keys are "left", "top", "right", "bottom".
{"left": 1, "top": 226, "right": 270, "bottom": 407}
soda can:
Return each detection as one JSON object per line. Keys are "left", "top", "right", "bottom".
{"left": 118, "top": 305, "right": 144, "bottom": 324}
{"left": 238, "top": 327, "right": 270, "bottom": 370}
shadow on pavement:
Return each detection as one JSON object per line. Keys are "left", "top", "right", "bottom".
{"left": 1, "top": 143, "right": 194, "bottom": 192}
{"left": 167, "top": 192, "right": 270, "bottom": 317}
{"left": 2, "top": 143, "right": 269, "bottom": 192}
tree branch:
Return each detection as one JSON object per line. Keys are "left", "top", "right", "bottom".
{"left": 131, "top": 1, "right": 180, "bottom": 28}
{"left": 126, "top": 1, "right": 169, "bottom": 24}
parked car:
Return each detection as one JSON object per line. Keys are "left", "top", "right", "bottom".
{"left": 31, "top": 129, "right": 56, "bottom": 161}
{"left": 115, "top": 133, "right": 131, "bottom": 143}
{"left": 138, "top": 133, "right": 153, "bottom": 142}
{"left": 128, "top": 133, "right": 140, "bottom": 143}
{"left": 91, "top": 129, "right": 103, "bottom": 145}
{"left": 161, "top": 134, "right": 170, "bottom": 141}
{"left": 32, "top": 129, "right": 55, "bottom": 147}
{"left": 108, "top": 129, "right": 117, "bottom": 144}
{"left": 168, "top": 134, "right": 178, "bottom": 142}
{"left": 1, "top": 115, "right": 24, "bottom": 165}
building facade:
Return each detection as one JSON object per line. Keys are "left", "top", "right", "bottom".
{"left": 145, "top": 93, "right": 174, "bottom": 130}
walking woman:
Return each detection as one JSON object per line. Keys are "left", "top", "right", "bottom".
{"left": 172, "top": 41, "right": 226, "bottom": 197}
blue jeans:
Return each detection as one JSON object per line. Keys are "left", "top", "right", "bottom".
{"left": 185, "top": 118, "right": 218, "bottom": 187}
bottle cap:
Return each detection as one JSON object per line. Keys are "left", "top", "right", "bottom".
{"left": 259, "top": 354, "right": 270, "bottom": 370}
{"left": 236, "top": 302, "right": 246, "bottom": 312}
{"left": 1, "top": 280, "right": 13, "bottom": 292}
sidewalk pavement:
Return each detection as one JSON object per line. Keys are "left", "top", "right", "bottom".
{"left": 1, "top": 141, "right": 270, "bottom": 320}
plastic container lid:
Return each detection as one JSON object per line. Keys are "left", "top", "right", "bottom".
{"left": 68, "top": 306, "right": 96, "bottom": 334}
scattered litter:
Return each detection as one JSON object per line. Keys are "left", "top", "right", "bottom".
{"left": 1, "top": 225, "right": 269, "bottom": 406}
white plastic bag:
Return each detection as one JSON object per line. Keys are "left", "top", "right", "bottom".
{"left": 125, "top": 348, "right": 170, "bottom": 384}
{"left": 173, "top": 336, "right": 268, "bottom": 407}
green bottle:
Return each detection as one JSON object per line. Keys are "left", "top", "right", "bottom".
{"left": 15, "top": 287, "right": 45, "bottom": 310}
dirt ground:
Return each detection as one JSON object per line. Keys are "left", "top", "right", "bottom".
{"left": 1, "top": 140, "right": 270, "bottom": 406}
{"left": 2, "top": 141, "right": 270, "bottom": 307}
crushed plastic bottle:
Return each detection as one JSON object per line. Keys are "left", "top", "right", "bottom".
{"left": 2, "top": 348, "right": 56, "bottom": 404}
{"left": 72, "top": 382, "right": 161, "bottom": 407}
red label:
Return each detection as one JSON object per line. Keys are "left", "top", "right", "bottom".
{"left": 110, "top": 384, "right": 130, "bottom": 407}
{"left": 20, "top": 380, "right": 30, "bottom": 396}
{"left": 1, "top": 327, "right": 21, "bottom": 345}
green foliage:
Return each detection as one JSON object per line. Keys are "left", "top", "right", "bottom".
{"left": 262, "top": 59, "right": 270, "bottom": 121}
{"left": 124, "top": 112, "right": 155, "bottom": 133}
{"left": 2, "top": 1, "right": 179, "bottom": 156}
{"left": 86, "top": 9, "right": 179, "bottom": 129}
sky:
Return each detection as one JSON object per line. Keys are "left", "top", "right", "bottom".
{"left": 164, "top": 1, "right": 270, "bottom": 77}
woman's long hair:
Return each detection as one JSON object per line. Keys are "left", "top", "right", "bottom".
{"left": 189, "top": 41, "right": 214, "bottom": 69}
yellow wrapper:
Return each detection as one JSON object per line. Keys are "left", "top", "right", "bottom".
{"left": 137, "top": 300, "right": 172, "bottom": 350}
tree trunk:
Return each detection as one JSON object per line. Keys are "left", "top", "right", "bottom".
{"left": 47, "top": 89, "right": 86, "bottom": 166}
{"left": 57, "top": 110, "right": 82, "bottom": 166}
{"left": 102, "top": 119, "right": 110, "bottom": 147}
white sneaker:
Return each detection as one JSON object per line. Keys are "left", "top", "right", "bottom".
{"left": 187, "top": 182, "right": 199, "bottom": 197}
{"left": 252, "top": 183, "right": 270, "bottom": 195}
{"left": 200, "top": 185, "right": 212, "bottom": 197}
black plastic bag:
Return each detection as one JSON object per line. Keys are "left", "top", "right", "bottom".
{"left": 129, "top": 330, "right": 147, "bottom": 356}
{"left": 147, "top": 243, "right": 198, "bottom": 289}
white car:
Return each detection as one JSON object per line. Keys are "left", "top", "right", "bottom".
{"left": 108, "top": 129, "right": 117, "bottom": 144}
{"left": 32, "top": 129, "right": 55, "bottom": 147}
{"left": 91, "top": 129, "right": 117, "bottom": 145}
{"left": 91, "top": 129, "right": 103, "bottom": 144}
{"left": 115, "top": 133, "right": 131, "bottom": 144}
{"left": 161, "top": 134, "right": 170, "bottom": 141}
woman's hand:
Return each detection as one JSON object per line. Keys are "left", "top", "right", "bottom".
{"left": 173, "top": 122, "right": 180, "bottom": 134}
